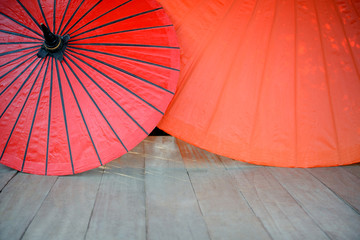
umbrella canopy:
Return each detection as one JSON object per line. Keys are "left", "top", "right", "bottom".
{"left": 0, "top": 0, "right": 179, "bottom": 175}
{"left": 157, "top": 0, "right": 360, "bottom": 167}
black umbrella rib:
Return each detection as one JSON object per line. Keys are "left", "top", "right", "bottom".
{"left": 66, "top": 51, "right": 164, "bottom": 115}
{"left": 69, "top": 42, "right": 179, "bottom": 49}
{"left": 56, "top": 0, "right": 71, "bottom": 34}
{"left": 45, "top": 59, "right": 54, "bottom": 175}
{"left": 0, "top": 56, "right": 38, "bottom": 96}
{"left": 0, "top": 13, "right": 42, "bottom": 38}
{"left": 55, "top": 60, "right": 75, "bottom": 174}
{"left": 16, "top": 0, "right": 41, "bottom": 30}
{"left": 0, "top": 30, "right": 42, "bottom": 41}
{"left": 59, "top": 0, "right": 85, "bottom": 36}
{"left": 53, "top": 0, "right": 56, "bottom": 32}
{"left": 67, "top": 46, "right": 179, "bottom": 71}
{"left": 64, "top": 53, "right": 149, "bottom": 135}
{"left": 0, "top": 49, "right": 38, "bottom": 68}
{"left": 0, "top": 45, "right": 41, "bottom": 57}
{"left": 67, "top": 49, "right": 175, "bottom": 94}
{"left": 0, "top": 42, "right": 41, "bottom": 45}
{"left": 68, "top": 0, "right": 132, "bottom": 36}
{"left": 0, "top": 58, "right": 42, "bottom": 162}
{"left": 62, "top": 57, "right": 129, "bottom": 150}
{"left": 1, "top": 59, "right": 43, "bottom": 118}
{"left": 21, "top": 59, "right": 47, "bottom": 172}
{"left": 62, "top": 0, "right": 102, "bottom": 36}
{"left": 59, "top": 61, "right": 103, "bottom": 165}
{"left": 0, "top": 54, "right": 35, "bottom": 80}
{"left": 71, "top": 7, "right": 162, "bottom": 39}
{"left": 69, "top": 25, "right": 174, "bottom": 42}
{"left": 37, "top": 0, "right": 50, "bottom": 30}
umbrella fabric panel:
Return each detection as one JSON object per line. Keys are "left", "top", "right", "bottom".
{"left": 0, "top": 0, "right": 179, "bottom": 175}
{"left": 65, "top": 47, "right": 176, "bottom": 112}
{"left": 67, "top": 45, "right": 181, "bottom": 82}
{"left": 62, "top": 53, "right": 167, "bottom": 132}
{"left": 157, "top": 0, "right": 360, "bottom": 167}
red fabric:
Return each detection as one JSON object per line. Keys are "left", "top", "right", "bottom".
{"left": 0, "top": 0, "right": 179, "bottom": 175}
{"left": 158, "top": 0, "right": 360, "bottom": 167}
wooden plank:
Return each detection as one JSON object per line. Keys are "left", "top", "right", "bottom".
{"left": 21, "top": 168, "right": 103, "bottom": 240}
{"left": 0, "top": 174, "right": 57, "bottom": 240}
{"left": 0, "top": 164, "right": 17, "bottom": 191}
{"left": 145, "top": 136, "right": 210, "bottom": 240}
{"left": 307, "top": 167, "right": 360, "bottom": 212}
{"left": 220, "top": 156, "right": 329, "bottom": 240}
{"left": 341, "top": 163, "right": 360, "bottom": 178}
{"left": 85, "top": 143, "right": 146, "bottom": 240}
{"left": 177, "top": 139, "right": 271, "bottom": 240}
{"left": 270, "top": 168, "right": 360, "bottom": 240}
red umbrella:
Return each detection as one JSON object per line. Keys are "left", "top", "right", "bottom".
{"left": 158, "top": 0, "right": 360, "bottom": 167}
{"left": 0, "top": 0, "right": 179, "bottom": 175}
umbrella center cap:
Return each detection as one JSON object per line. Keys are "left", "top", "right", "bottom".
{"left": 37, "top": 23, "right": 70, "bottom": 61}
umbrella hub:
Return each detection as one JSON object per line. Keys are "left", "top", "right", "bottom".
{"left": 37, "top": 23, "right": 70, "bottom": 61}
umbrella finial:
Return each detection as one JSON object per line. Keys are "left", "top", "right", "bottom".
{"left": 37, "top": 23, "right": 70, "bottom": 61}
{"left": 40, "top": 23, "right": 59, "bottom": 48}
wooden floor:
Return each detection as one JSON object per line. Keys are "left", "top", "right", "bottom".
{"left": 0, "top": 136, "right": 359, "bottom": 240}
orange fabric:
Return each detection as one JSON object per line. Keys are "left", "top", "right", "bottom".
{"left": 157, "top": 0, "right": 360, "bottom": 167}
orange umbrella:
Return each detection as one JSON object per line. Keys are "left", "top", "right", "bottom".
{"left": 158, "top": 0, "right": 360, "bottom": 167}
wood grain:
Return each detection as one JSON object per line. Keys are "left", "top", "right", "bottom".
{"left": 145, "top": 136, "right": 210, "bottom": 240}
{"left": 307, "top": 167, "right": 360, "bottom": 212}
{"left": 341, "top": 163, "right": 360, "bottom": 178}
{"left": 1, "top": 136, "right": 359, "bottom": 240}
{"left": 220, "top": 156, "right": 329, "bottom": 240}
{"left": 270, "top": 168, "right": 360, "bottom": 240}
{"left": 0, "top": 174, "right": 57, "bottom": 240}
{"left": 21, "top": 169, "right": 103, "bottom": 240}
{"left": 0, "top": 164, "right": 17, "bottom": 191}
{"left": 177, "top": 139, "right": 271, "bottom": 240}
{"left": 85, "top": 143, "right": 146, "bottom": 240}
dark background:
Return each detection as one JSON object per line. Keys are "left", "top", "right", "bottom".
{"left": 149, "top": 127, "right": 169, "bottom": 136}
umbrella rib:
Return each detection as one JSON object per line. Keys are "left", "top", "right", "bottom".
{"left": 55, "top": 60, "right": 75, "bottom": 174}
{"left": 66, "top": 51, "right": 165, "bottom": 115}
{"left": 0, "top": 30, "right": 42, "bottom": 41}
{"left": 16, "top": 0, "right": 41, "bottom": 30}
{"left": 56, "top": 0, "right": 71, "bottom": 35}
{"left": 59, "top": 0, "right": 85, "bottom": 36}
{"left": 0, "top": 45, "right": 41, "bottom": 57}
{"left": 0, "top": 54, "right": 35, "bottom": 79}
{"left": 0, "top": 56, "right": 38, "bottom": 96}
{"left": 37, "top": 0, "right": 50, "bottom": 30}
{"left": 0, "top": 49, "right": 37, "bottom": 68}
{"left": 53, "top": 0, "right": 56, "bottom": 32}
{"left": 69, "top": 25, "right": 174, "bottom": 42}
{"left": 62, "top": 0, "right": 102, "bottom": 36}
{"left": 64, "top": 53, "right": 149, "bottom": 135}
{"left": 59, "top": 61, "right": 103, "bottom": 165}
{"left": 45, "top": 59, "right": 54, "bottom": 175}
{"left": 68, "top": 0, "right": 132, "bottom": 36}
{"left": 0, "top": 58, "right": 42, "bottom": 162}
{"left": 67, "top": 46, "right": 179, "bottom": 71}
{"left": 71, "top": 7, "right": 162, "bottom": 39}
{"left": 0, "top": 13, "right": 43, "bottom": 38}
{"left": 21, "top": 59, "right": 47, "bottom": 172}
{"left": 0, "top": 42, "right": 42, "bottom": 45}
{"left": 62, "top": 58, "right": 130, "bottom": 150}
{"left": 1, "top": 59, "right": 43, "bottom": 119}
{"left": 69, "top": 42, "right": 179, "bottom": 49}
{"left": 67, "top": 49, "right": 175, "bottom": 94}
